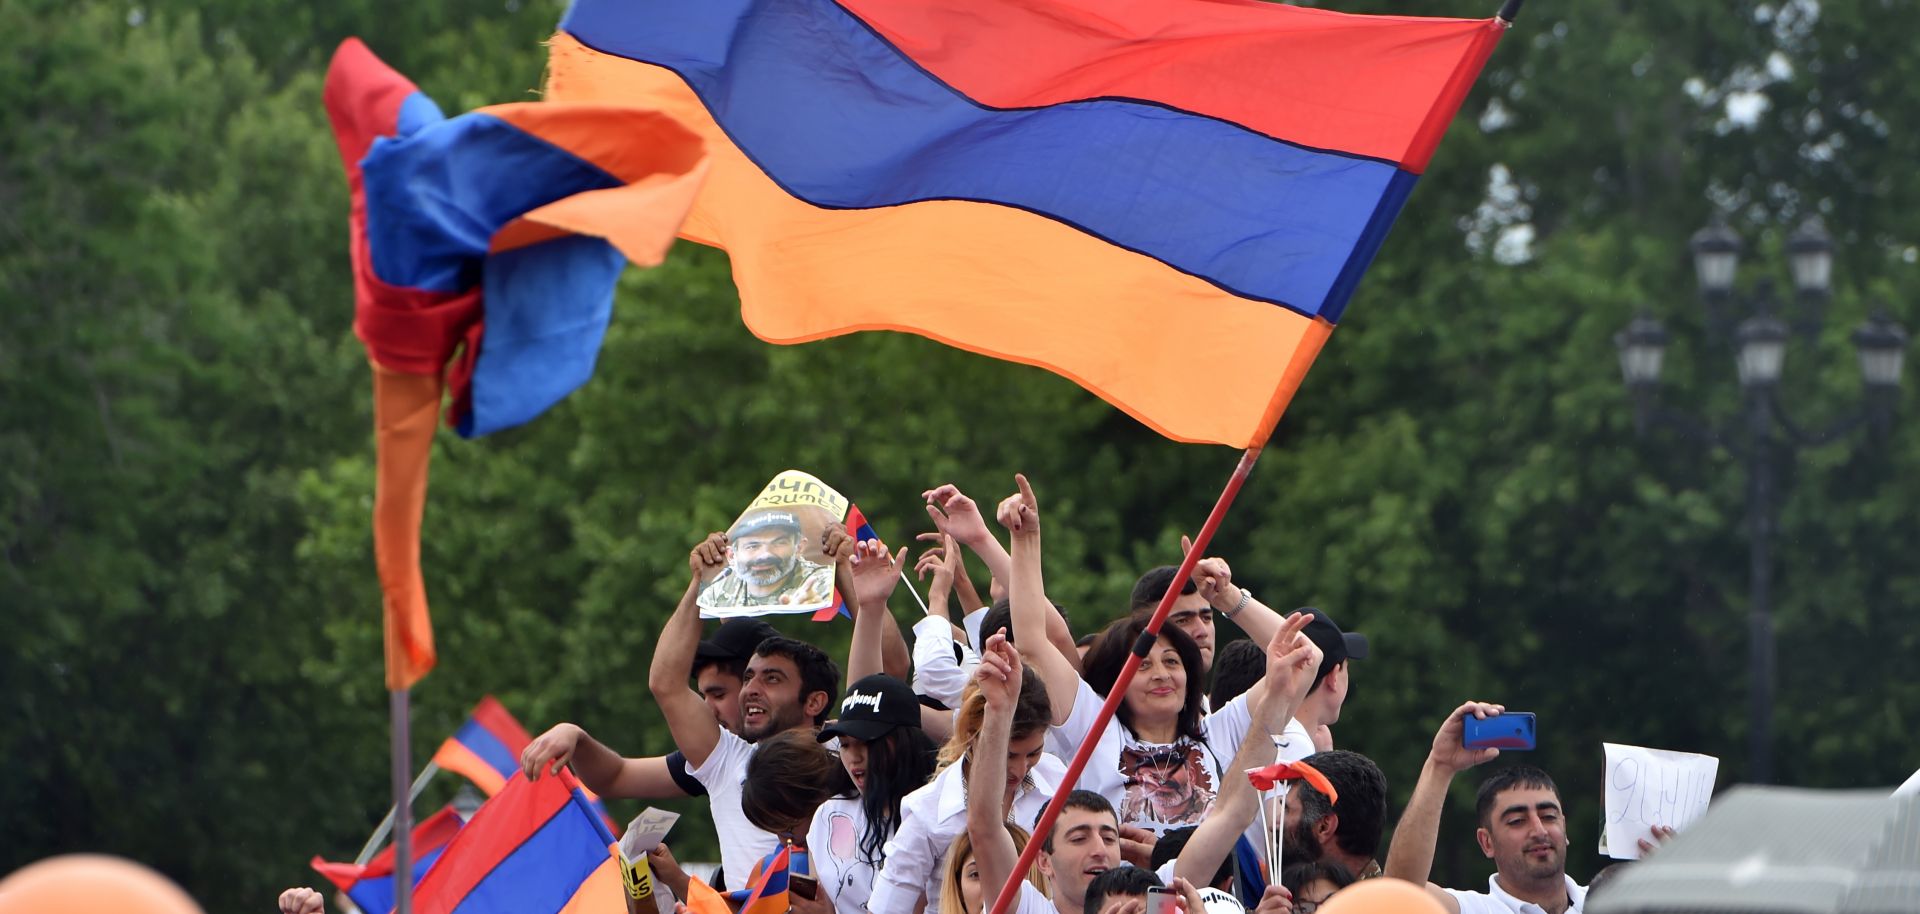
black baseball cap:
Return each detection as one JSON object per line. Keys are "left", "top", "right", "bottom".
{"left": 694, "top": 617, "right": 781, "bottom": 666}
{"left": 729, "top": 510, "right": 802, "bottom": 539}
{"left": 818, "top": 674, "right": 921, "bottom": 743}
{"left": 1301, "top": 607, "right": 1368, "bottom": 682}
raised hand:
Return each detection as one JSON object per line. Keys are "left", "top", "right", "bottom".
{"left": 993, "top": 473, "right": 1040, "bottom": 538}
{"left": 1179, "top": 534, "right": 1237, "bottom": 607}
{"left": 915, "top": 531, "right": 959, "bottom": 619}
{"left": 1167, "top": 876, "right": 1208, "bottom": 914}
{"left": 688, "top": 532, "right": 727, "bottom": 582}
{"left": 1429, "top": 701, "right": 1507, "bottom": 774}
{"left": 1263, "top": 611, "right": 1322, "bottom": 707}
{"left": 974, "top": 631, "right": 1022, "bottom": 711}
{"left": 849, "top": 536, "right": 908, "bottom": 610}
{"left": 522, "top": 723, "right": 583, "bottom": 780}
{"left": 821, "top": 523, "right": 855, "bottom": 563}
{"left": 278, "top": 887, "right": 326, "bottom": 914}
{"left": 1250, "top": 884, "right": 1295, "bottom": 914}
{"left": 914, "top": 532, "right": 958, "bottom": 590}
{"left": 923, "top": 483, "right": 993, "bottom": 547}
{"left": 1118, "top": 825, "right": 1157, "bottom": 868}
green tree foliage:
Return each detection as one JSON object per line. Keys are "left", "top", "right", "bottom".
{"left": 5, "top": 0, "right": 1918, "bottom": 909}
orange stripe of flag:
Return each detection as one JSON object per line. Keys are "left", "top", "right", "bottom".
{"left": 373, "top": 361, "right": 440, "bottom": 690}
{"left": 543, "top": 32, "right": 1328, "bottom": 448}
{"left": 431, "top": 740, "right": 509, "bottom": 796}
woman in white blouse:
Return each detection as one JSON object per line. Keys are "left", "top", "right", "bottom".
{"left": 997, "top": 474, "right": 1280, "bottom": 838}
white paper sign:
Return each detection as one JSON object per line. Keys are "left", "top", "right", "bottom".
{"left": 1600, "top": 742, "right": 1717, "bottom": 860}
{"left": 619, "top": 807, "right": 681, "bottom": 863}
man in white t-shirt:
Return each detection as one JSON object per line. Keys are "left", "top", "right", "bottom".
{"left": 970, "top": 635, "right": 1120, "bottom": 914}
{"left": 1385, "top": 702, "right": 1586, "bottom": 914}
{"left": 521, "top": 616, "right": 779, "bottom": 801}
{"left": 667, "top": 532, "right": 848, "bottom": 892}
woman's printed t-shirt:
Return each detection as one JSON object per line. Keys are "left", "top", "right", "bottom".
{"left": 809, "top": 795, "right": 879, "bottom": 914}
{"left": 1047, "top": 678, "right": 1255, "bottom": 836}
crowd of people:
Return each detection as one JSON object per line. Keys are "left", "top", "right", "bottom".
{"left": 286, "top": 475, "right": 1660, "bottom": 914}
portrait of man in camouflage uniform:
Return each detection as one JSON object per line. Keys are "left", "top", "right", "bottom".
{"left": 698, "top": 509, "right": 835, "bottom": 609}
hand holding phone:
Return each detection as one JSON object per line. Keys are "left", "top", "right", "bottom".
{"left": 790, "top": 872, "right": 819, "bottom": 901}
{"left": 1463, "top": 711, "right": 1536, "bottom": 750}
{"left": 1144, "top": 886, "right": 1174, "bottom": 914}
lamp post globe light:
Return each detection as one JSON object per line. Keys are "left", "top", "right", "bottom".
{"left": 1615, "top": 312, "right": 1669, "bottom": 390}
{"left": 1615, "top": 206, "right": 1908, "bottom": 786}
{"left": 1785, "top": 216, "right": 1834, "bottom": 298}
{"left": 1690, "top": 213, "right": 1743, "bottom": 298}
{"left": 1733, "top": 292, "right": 1789, "bottom": 389}
{"left": 1855, "top": 308, "right": 1909, "bottom": 391}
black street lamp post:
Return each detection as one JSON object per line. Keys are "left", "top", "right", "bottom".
{"left": 1613, "top": 211, "right": 1908, "bottom": 785}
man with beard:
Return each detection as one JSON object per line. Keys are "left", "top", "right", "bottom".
{"left": 700, "top": 510, "right": 835, "bottom": 608}
{"left": 665, "top": 530, "right": 844, "bottom": 890}
{"left": 521, "top": 616, "right": 779, "bottom": 799}
{"left": 1384, "top": 702, "right": 1585, "bottom": 914}
{"left": 1278, "top": 750, "right": 1388, "bottom": 881}
{"left": 1121, "top": 746, "right": 1211, "bottom": 826}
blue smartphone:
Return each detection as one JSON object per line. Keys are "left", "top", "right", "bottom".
{"left": 1463, "top": 712, "right": 1535, "bottom": 750}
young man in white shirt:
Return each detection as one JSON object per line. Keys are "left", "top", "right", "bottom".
{"left": 521, "top": 616, "right": 779, "bottom": 800}
{"left": 666, "top": 532, "right": 849, "bottom": 892}
{"left": 1385, "top": 702, "right": 1584, "bottom": 914}
{"left": 969, "top": 634, "right": 1121, "bottom": 914}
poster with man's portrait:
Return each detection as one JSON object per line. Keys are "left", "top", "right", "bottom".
{"left": 696, "top": 470, "right": 850, "bottom": 618}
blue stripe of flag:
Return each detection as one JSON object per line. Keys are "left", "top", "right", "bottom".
{"left": 452, "top": 719, "right": 523, "bottom": 781}
{"left": 560, "top": 0, "right": 1409, "bottom": 320}
{"left": 362, "top": 112, "right": 623, "bottom": 294}
{"left": 346, "top": 844, "right": 450, "bottom": 914}
{"left": 445, "top": 804, "right": 611, "bottom": 914}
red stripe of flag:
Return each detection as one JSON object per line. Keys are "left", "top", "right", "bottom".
{"left": 469, "top": 696, "right": 533, "bottom": 752}
{"left": 412, "top": 771, "right": 576, "bottom": 911}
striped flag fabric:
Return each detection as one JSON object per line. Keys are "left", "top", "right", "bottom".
{"left": 732, "top": 844, "right": 793, "bottom": 914}
{"left": 813, "top": 503, "right": 880, "bottom": 622}
{"left": 322, "top": 37, "right": 708, "bottom": 689}
{"left": 541, "top": 0, "right": 1505, "bottom": 447}
{"left": 312, "top": 806, "right": 464, "bottom": 914}
{"left": 431, "top": 696, "right": 533, "bottom": 796}
{"left": 411, "top": 769, "right": 625, "bottom": 914}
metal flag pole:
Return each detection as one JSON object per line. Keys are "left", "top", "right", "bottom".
{"left": 355, "top": 762, "right": 442, "bottom": 865}
{"left": 390, "top": 688, "right": 415, "bottom": 914}
{"left": 984, "top": 445, "right": 1265, "bottom": 914}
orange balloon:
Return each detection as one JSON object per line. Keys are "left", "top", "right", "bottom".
{"left": 0, "top": 854, "right": 204, "bottom": 914}
{"left": 1315, "top": 878, "right": 1447, "bottom": 914}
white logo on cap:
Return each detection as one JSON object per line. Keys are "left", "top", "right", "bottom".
{"left": 842, "top": 691, "right": 883, "bottom": 714}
